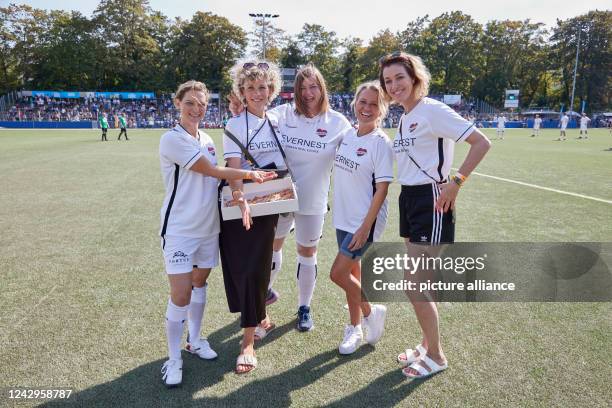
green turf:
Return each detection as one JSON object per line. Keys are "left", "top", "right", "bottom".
{"left": 0, "top": 127, "right": 611, "bottom": 407}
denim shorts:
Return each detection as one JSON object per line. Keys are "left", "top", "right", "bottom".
{"left": 336, "top": 229, "right": 372, "bottom": 260}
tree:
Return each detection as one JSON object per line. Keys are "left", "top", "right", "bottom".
{"left": 472, "top": 20, "right": 550, "bottom": 108}
{"left": 0, "top": 4, "right": 49, "bottom": 91}
{"left": 32, "top": 10, "right": 105, "bottom": 90}
{"left": 357, "top": 29, "right": 401, "bottom": 85}
{"left": 249, "top": 17, "right": 285, "bottom": 62}
{"left": 550, "top": 10, "right": 611, "bottom": 112}
{"left": 418, "top": 11, "right": 483, "bottom": 95}
{"left": 338, "top": 37, "right": 366, "bottom": 92}
{"left": 93, "top": 0, "right": 162, "bottom": 90}
{"left": 297, "top": 24, "right": 341, "bottom": 91}
{"left": 279, "top": 39, "right": 305, "bottom": 68}
{"left": 167, "top": 11, "right": 247, "bottom": 93}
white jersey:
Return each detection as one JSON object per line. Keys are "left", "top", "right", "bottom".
{"left": 580, "top": 116, "right": 590, "bottom": 129}
{"left": 270, "top": 103, "right": 352, "bottom": 215}
{"left": 333, "top": 127, "right": 393, "bottom": 241}
{"left": 497, "top": 116, "right": 506, "bottom": 129}
{"left": 159, "top": 125, "right": 220, "bottom": 238}
{"left": 561, "top": 115, "right": 569, "bottom": 129}
{"left": 223, "top": 111, "right": 286, "bottom": 170}
{"left": 534, "top": 118, "right": 542, "bottom": 129}
{"left": 393, "top": 97, "right": 474, "bottom": 186}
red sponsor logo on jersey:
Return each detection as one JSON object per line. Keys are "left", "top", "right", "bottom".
{"left": 208, "top": 146, "right": 216, "bottom": 156}
{"left": 356, "top": 147, "right": 367, "bottom": 157}
{"left": 409, "top": 122, "right": 418, "bottom": 133}
{"left": 316, "top": 128, "right": 327, "bottom": 137}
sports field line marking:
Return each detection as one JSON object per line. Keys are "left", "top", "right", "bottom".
{"left": 1, "top": 284, "right": 58, "bottom": 342}
{"left": 466, "top": 170, "right": 612, "bottom": 205}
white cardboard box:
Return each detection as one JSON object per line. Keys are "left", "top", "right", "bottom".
{"left": 220, "top": 177, "right": 299, "bottom": 221}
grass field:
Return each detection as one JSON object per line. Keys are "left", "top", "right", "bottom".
{"left": 0, "top": 127, "right": 611, "bottom": 407}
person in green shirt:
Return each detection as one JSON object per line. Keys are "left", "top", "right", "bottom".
{"left": 99, "top": 113, "right": 109, "bottom": 141}
{"left": 117, "top": 113, "right": 129, "bottom": 140}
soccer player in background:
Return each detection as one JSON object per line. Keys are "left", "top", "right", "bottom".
{"left": 531, "top": 114, "right": 542, "bottom": 137}
{"left": 578, "top": 113, "right": 590, "bottom": 139}
{"left": 99, "top": 113, "right": 109, "bottom": 141}
{"left": 496, "top": 114, "right": 506, "bottom": 140}
{"left": 379, "top": 51, "right": 491, "bottom": 379}
{"left": 117, "top": 113, "right": 129, "bottom": 140}
{"left": 558, "top": 113, "right": 569, "bottom": 141}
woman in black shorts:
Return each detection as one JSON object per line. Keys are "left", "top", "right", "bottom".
{"left": 379, "top": 52, "right": 491, "bottom": 379}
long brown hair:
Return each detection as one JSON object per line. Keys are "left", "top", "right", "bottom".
{"left": 294, "top": 64, "right": 329, "bottom": 116}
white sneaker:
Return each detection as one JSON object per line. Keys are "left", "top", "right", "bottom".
{"left": 363, "top": 304, "right": 387, "bottom": 345}
{"left": 339, "top": 325, "right": 363, "bottom": 355}
{"left": 161, "top": 359, "right": 183, "bottom": 387}
{"left": 185, "top": 338, "right": 218, "bottom": 360}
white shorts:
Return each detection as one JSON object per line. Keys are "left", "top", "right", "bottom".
{"left": 161, "top": 234, "right": 219, "bottom": 274}
{"left": 275, "top": 213, "right": 325, "bottom": 247}
{"left": 580, "top": 126, "right": 587, "bottom": 131}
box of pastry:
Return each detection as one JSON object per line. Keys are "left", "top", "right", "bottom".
{"left": 220, "top": 176, "right": 299, "bottom": 221}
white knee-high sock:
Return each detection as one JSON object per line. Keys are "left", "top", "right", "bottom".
{"left": 297, "top": 254, "right": 317, "bottom": 307}
{"left": 166, "top": 299, "right": 188, "bottom": 360}
{"left": 188, "top": 284, "right": 207, "bottom": 343}
{"left": 268, "top": 250, "right": 283, "bottom": 290}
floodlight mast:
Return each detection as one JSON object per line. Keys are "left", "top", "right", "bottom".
{"left": 249, "top": 13, "right": 279, "bottom": 60}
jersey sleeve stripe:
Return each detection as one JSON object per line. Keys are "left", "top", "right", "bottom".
{"left": 455, "top": 124, "right": 474, "bottom": 142}
{"left": 184, "top": 151, "right": 201, "bottom": 168}
{"left": 374, "top": 176, "right": 393, "bottom": 181}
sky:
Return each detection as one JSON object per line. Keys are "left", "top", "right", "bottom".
{"left": 13, "top": 0, "right": 611, "bottom": 42}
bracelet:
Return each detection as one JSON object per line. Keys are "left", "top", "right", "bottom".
{"left": 231, "top": 189, "right": 243, "bottom": 197}
{"left": 456, "top": 172, "right": 467, "bottom": 182}
{"left": 243, "top": 171, "right": 252, "bottom": 180}
{"left": 451, "top": 174, "right": 466, "bottom": 187}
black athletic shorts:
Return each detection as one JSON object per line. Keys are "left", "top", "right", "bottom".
{"left": 399, "top": 183, "right": 455, "bottom": 244}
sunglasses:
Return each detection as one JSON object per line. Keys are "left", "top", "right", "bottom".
{"left": 243, "top": 62, "right": 270, "bottom": 71}
{"left": 379, "top": 51, "right": 404, "bottom": 65}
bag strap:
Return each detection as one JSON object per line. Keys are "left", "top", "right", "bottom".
{"left": 266, "top": 118, "right": 296, "bottom": 181}
{"left": 223, "top": 127, "right": 261, "bottom": 169}
{"left": 398, "top": 120, "right": 442, "bottom": 184}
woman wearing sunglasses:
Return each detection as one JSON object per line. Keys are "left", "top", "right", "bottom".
{"left": 379, "top": 52, "right": 491, "bottom": 379}
{"left": 159, "top": 80, "right": 275, "bottom": 387}
{"left": 221, "top": 60, "right": 286, "bottom": 374}
{"left": 229, "top": 64, "right": 352, "bottom": 332}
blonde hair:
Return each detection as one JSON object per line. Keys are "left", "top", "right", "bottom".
{"left": 174, "top": 80, "right": 209, "bottom": 103}
{"left": 350, "top": 81, "right": 388, "bottom": 126}
{"left": 294, "top": 64, "right": 329, "bottom": 116}
{"left": 230, "top": 59, "right": 282, "bottom": 106}
{"left": 378, "top": 52, "right": 430, "bottom": 102}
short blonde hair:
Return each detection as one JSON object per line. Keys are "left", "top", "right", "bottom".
{"left": 378, "top": 52, "right": 430, "bottom": 102}
{"left": 350, "top": 81, "right": 388, "bottom": 126}
{"left": 294, "top": 64, "right": 329, "bottom": 116}
{"left": 230, "top": 59, "right": 282, "bottom": 106}
{"left": 174, "top": 80, "right": 209, "bottom": 103}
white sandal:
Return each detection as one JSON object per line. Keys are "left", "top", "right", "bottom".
{"left": 254, "top": 323, "right": 276, "bottom": 341}
{"left": 235, "top": 354, "right": 258, "bottom": 374}
{"left": 397, "top": 344, "right": 427, "bottom": 367}
{"left": 403, "top": 354, "right": 448, "bottom": 379}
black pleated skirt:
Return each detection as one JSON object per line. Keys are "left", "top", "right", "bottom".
{"left": 219, "top": 209, "right": 279, "bottom": 328}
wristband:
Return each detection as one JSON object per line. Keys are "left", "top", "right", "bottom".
{"left": 243, "top": 171, "right": 252, "bottom": 180}
{"left": 451, "top": 174, "right": 466, "bottom": 187}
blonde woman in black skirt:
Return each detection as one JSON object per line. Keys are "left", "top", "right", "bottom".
{"left": 221, "top": 60, "right": 286, "bottom": 374}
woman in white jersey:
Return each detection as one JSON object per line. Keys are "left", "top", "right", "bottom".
{"left": 230, "top": 64, "right": 352, "bottom": 331}
{"left": 379, "top": 52, "right": 491, "bottom": 379}
{"left": 330, "top": 81, "right": 393, "bottom": 355}
{"left": 158, "top": 80, "right": 274, "bottom": 387}
{"left": 221, "top": 60, "right": 287, "bottom": 374}
{"left": 268, "top": 65, "right": 352, "bottom": 331}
